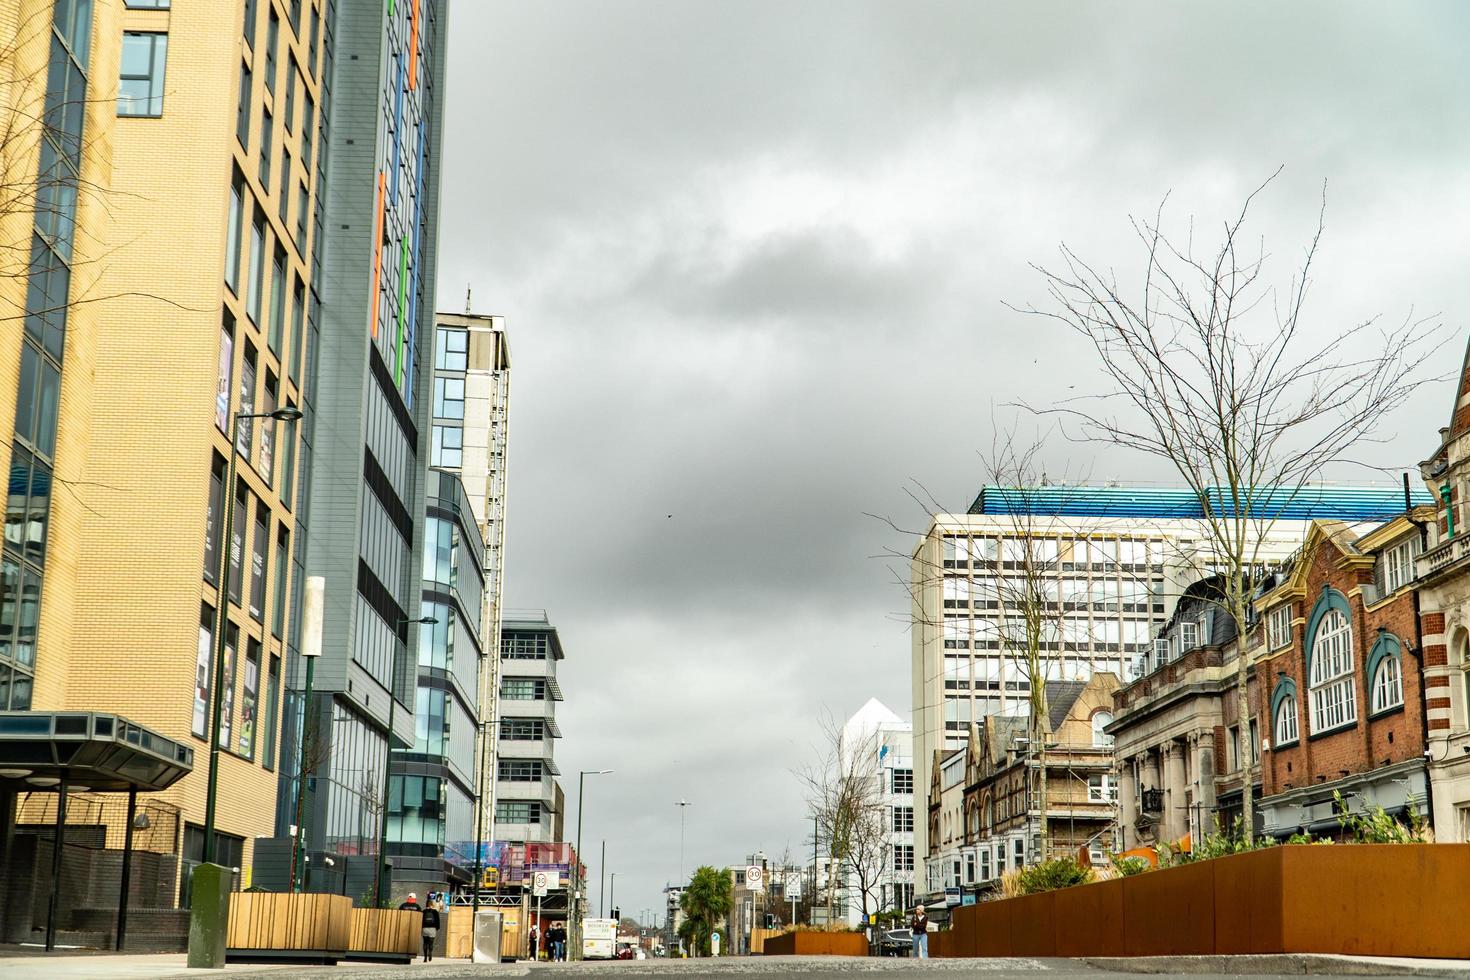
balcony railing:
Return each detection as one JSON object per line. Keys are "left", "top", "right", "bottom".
{"left": 1418, "top": 537, "right": 1470, "bottom": 578}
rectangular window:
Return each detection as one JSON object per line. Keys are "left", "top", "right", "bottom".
{"left": 1249, "top": 718, "right": 1260, "bottom": 764}
{"left": 249, "top": 505, "right": 268, "bottom": 622}
{"left": 262, "top": 654, "right": 280, "bottom": 770}
{"left": 193, "top": 604, "right": 213, "bottom": 738}
{"left": 499, "top": 678, "right": 546, "bottom": 700}
{"left": 435, "top": 328, "right": 468, "bottom": 370}
{"left": 264, "top": 9, "right": 279, "bottom": 94}
{"left": 283, "top": 60, "right": 297, "bottom": 135}
{"left": 125, "top": 0, "right": 171, "bottom": 7}
{"left": 1153, "top": 637, "right": 1170, "bottom": 669}
{"left": 204, "top": 453, "right": 225, "bottom": 583}
{"left": 237, "top": 343, "right": 256, "bottom": 457}
{"left": 979, "top": 848, "right": 992, "bottom": 882}
{"left": 259, "top": 373, "right": 277, "bottom": 483}
{"left": 494, "top": 801, "right": 542, "bottom": 825}
{"left": 892, "top": 805, "right": 914, "bottom": 833}
{"left": 433, "top": 377, "right": 464, "bottom": 420}
{"left": 432, "top": 424, "right": 462, "bottom": 467}
{"left": 1228, "top": 725, "right": 1241, "bottom": 772}
{"left": 268, "top": 248, "right": 285, "bottom": 352}
{"left": 236, "top": 60, "right": 252, "bottom": 147}
{"left": 300, "top": 92, "right": 314, "bottom": 168}
{"left": 258, "top": 107, "right": 273, "bottom": 190}
{"left": 891, "top": 768, "right": 913, "bottom": 795}
{"left": 218, "top": 624, "right": 238, "bottom": 747}
{"left": 288, "top": 277, "right": 305, "bottom": 384}
{"left": 498, "top": 759, "right": 544, "bottom": 782}
{"left": 1088, "top": 774, "right": 1118, "bottom": 802}
{"left": 225, "top": 179, "right": 244, "bottom": 293}
{"left": 243, "top": 0, "right": 258, "bottom": 47}
{"left": 306, "top": 2, "right": 318, "bottom": 74}
{"left": 228, "top": 481, "right": 247, "bottom": 604}
{"left": 239, "top": 640, "right": 259, "bottom": 758}
{"left": 1013, "top": 838, "right": 1026, "bottom": 869}
{"left": 1179, "top": 620, "right": 1199, "bottom": 651}
{"left": 118, "top": 33, "right": 167, "bottom": 116}
{"left": 1381, "top": 537, "right": 1422, "bottom": 594}
{"left": 295, "top": 181, "right": 309, "bottom": 251}
{"left": 498, "top": 718, "right": 546, "bottom": 741}
{"left": 272, "top": 527, "right": 289, "bottom": 637}
{"left": 247, "top": 214, "right": 265, "bottom": 322}
{"left": 1267, "top": 605, "right": 1292, "bottom": 650}
{"left": 893, "top": 844, "right": 914, "bottom": 872}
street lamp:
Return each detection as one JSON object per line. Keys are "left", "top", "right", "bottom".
{"left": 203, "top": 406, "right": 303, "bottom": 866}
{"left": 290, "top": 576, "right": 325, "bottom": 891}
{"left": 375, "top": 613, "right": 438, "bottom": 906}
{"left": 574, "top": 768, "right": 613, "bottom": 960}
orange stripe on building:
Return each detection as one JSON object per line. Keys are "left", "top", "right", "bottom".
{"left": 369, "top": 171, "right": 386, "bottom": 337}
{"left": 409, "top": 0, "right": 420, "bottom": 90}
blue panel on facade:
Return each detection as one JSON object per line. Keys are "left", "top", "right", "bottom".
{"left": 968, "top": 484, "right": 1431, "bottom": 520}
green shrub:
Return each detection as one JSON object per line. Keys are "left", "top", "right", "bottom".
{"left": 1109, "top": 855, "right": 1151, "bottom": 877}
{"left": 1015, "top": 856, "right": 1094, "bottom": 895}
{"left": 1334, "top": 791, "right": 1432, "bottom": 843}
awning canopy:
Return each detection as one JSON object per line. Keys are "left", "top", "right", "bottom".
{"left": 0, "top": 711, "right": 193, "bottom": 793}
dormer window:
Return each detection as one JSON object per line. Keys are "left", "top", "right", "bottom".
{"left": 1153, "top": 638, "right": 1170, "bottom": 669}
{"left": 1267, "top": 605, "right": 1292, "bottom": 650}
{"left": 1179, "top": 620, "right": 1200, "bottom": 652}
{"left": 1378, "top": 537, "right": 1422, "bottom": 595}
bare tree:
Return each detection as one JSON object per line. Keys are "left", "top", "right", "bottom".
{"left": 1020, "top": 173, "right": 1449, "bottom": 840}
{"left": 798, "top": 714, "right": 888, "bottom": 928}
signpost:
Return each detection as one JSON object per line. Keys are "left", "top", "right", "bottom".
{"left": 746, "top": 866, "right": 764, "bottom": 891}
{"left": 532, "top": 870, "right": 550, "bottom": 957}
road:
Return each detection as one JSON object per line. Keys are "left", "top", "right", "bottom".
{"left": 0, "top": 953, "right": 1452, "bottom": 980}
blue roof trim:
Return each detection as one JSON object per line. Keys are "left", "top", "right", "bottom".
{"left": 968, "top": 485, "right": 1432, "bottom": 521}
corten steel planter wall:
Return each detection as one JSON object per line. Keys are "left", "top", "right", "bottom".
{"left": 762, "top": 931, "right": 869, "bottom": 956}
{"left": 1053, "top": 875, "right": 1124, "bottom": 958}
{"left": 937, "top": 845, "right": 1470, "bottom": 960}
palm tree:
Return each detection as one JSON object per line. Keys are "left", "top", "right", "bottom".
{"left": 678, "top": 866, "right": 733, "bottom": 957}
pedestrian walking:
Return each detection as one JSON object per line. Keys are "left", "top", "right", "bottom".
{"left": 910, "top": 906, "right": 928, "bottom": 958}
{"left": 421, "top": 899, "right": 441, "bottom": 963}
{"left": 550, "top": 922, "right": 567, "bottom": 961}
{"left": 529, "top": 921, "right": 540, "bottom": 961}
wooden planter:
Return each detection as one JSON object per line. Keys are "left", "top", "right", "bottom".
{"left": 762, "top": 930, "right": 869, "bottom": 956}
{"left": 935, "top": 844, "right": 1470, "bottom": 960}
{"left": 346, "top": 908, "right": 420, "bottom": 963}
{"left": 226, "top": 893, "right": 352, "bottom": 963}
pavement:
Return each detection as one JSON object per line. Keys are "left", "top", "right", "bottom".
{"left": 0, "top": 953, "right": 1467, "bottom": 980}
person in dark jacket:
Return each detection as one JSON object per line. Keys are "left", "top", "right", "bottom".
{"left": 420, "top": 900, "right": 441, "bottom": 962}
{"left": 398, "top": 892, "right": 421, "bottom": 912}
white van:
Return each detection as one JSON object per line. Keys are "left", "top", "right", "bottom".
{"left": 582, "top": 918, "right": 617, "bottom": 960}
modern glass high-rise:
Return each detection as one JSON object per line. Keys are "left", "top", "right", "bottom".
{"left": 277, "top": 0, "right": 450, "bottom": 884}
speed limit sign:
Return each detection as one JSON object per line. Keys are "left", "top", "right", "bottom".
{"left": 532, "top": 871, "right": 550, "bottom": 896}
{"left": 746, "top": 866, "right": 764, "bottom": 891}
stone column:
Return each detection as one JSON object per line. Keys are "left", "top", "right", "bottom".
{"left": 1192, "top": 733, "right": 1216, "bottom": 830}
{"left": 1164, "top": 741, "right": 1188, "bottom": 843}
{"left": 1117, "top": 759, "right": 1138, "bottom": 850}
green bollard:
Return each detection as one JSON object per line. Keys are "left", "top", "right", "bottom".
{"left": 186, "top": 863, "right": 232, "bottom": 969}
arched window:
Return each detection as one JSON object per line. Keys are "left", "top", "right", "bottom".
{"left": 1308, "top": 604, "right": 1356, "bottom": 733}
{"left": 1274, "top": 695, "right": 1299, "bottom": 745}
{"left": 1372, "top": 654, "right": 1403, "bottom": 713}
{"left": 1092, "top": 711, "right": 1114, "bottom": 747}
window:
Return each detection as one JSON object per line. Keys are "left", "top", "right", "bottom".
{"left": 259, "top": 373, "right": 277, "bottom": 483}
{"left": 283, "top": 60, "right": 296, "bottom": 135}
{"left": 218, "top": 625, "right": 237, "bottom": 747}
{"left": 495, "top": 801, "right": 542, "bottom": 825}
{"left": 1013, "top": 838, "right": 1026, "bottom": 868}
{"left": 295, "top": 181, "right": 309, "bottom": 250}
{"left": 1092, "top": 711, "right": 1114, "bottom": 747}
{"left": 125, "top": 0, "right": 171, "bottom": 7}
{"left": 239, "top": 640, "right": 259, "bottom": 758}
{"left": 1153, "top": 637, "right": 1170, "bottom": 668}
{"left": 891, "top": 768, "right": 913, "bottom": 795}
{"left": 436, "top": 328, "right": 467, "bottom": 370}
{"left": 225, "top": 179, "right": 244, "bottom": 293}
{"left": 247, "top": 213, "right": 265, "bottom": 322}
{"left": 500, "top": 677, "right": 545, "bottom": 700}
{"left": 1372, "top": 655, "right": 1404, "bottom": 713}
{"left": 432, "top": 424, "right": 462, "bottom": 467}
{"left": 1228, "top": 724, "right": 1241, "bottom": 772}
{"left": 1309, "top": 607, "right": 1357, "bottom": 733}
{"left": 1179, "top": 620, "right": 1200, "bottom": 652}
{"left": 242, "top": 0, "right": 258, "bottom": 47}
{"left": 1249, "top": 718, "right": 1260, "bottom": 764}
{"left": 893, "top": 845, "right": 914, "bottom": 872}
{"left": 258, "top": 106, "right": 273, "bottom": 189}
{"left": 268, "top": 248, "right": 286, "bottom": 352}
{"left": 228, "top": 483, "right": 247, "bottom": 603}
{"left": 264, "top": 9, "right": 279, "bottom": 94}
{"left": 1380, "top": 538, "right": 1422, "bottom": 594}
{"left": 118, "top": 33, "right": 167, "bottom": 117}
{"left": 892, "top": 805, "right": 914, "bottom": 833}
{"left": 498, "top": 759, "right": 544, "bottom": 782}
{"left": 979, "top": 847, "right": 992, "bottom": 882}
{"left": 262, "top": 654, "right": 280, "bottom": 770}
{"left": 995, "top": 843, "right": 1006, "bottom": 875}
{"left": 1087, "top": 774, "right": 1118, "bottom": 802}
{"left": 1275, "top": 695, "right": 1299, "bottom": 745}
{"left": 193, "top": 604, "right": 212, "bottom": 738}
{"left": 249, "top": 507, "right": 268, "bottom": 621}
{"left": 1267, "top": 605, "right": 1292, "bottom": 650}
{"left": 433, "top": 377, "right": 464, "bottom": 420}
{"left": 499, "top": 718, "right": 545, "bottom": 741}
{"left": 964, "top": 851, "right": 976, "bottom": 884}
{"left": 204, "top": 453, "right": 224, "bottom": 582}
{"left": 236, "top": 60, "right": 252, "bottom": 146}
{"left": 272, "top": 527, "right": 289, "bottom": 637}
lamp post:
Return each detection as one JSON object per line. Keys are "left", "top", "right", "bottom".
{"left": 203, "top": 406, "right": 302, "bottom": 866}
{"left": 574, "top": 768, "right": 613, "bottom": 961}
{"left": 290, "top": 576, "right": 326, "bottom": 891}
{"left": 375, "top": 613, "right": 438, "bottom": 907}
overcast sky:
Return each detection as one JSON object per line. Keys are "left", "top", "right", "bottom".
{"left": 434, "top": 1, "right": 1469, "bottom": 921}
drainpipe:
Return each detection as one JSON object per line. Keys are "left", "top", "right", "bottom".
{"left": 1408, "top": 589, "right": 1436, "bottom": 832}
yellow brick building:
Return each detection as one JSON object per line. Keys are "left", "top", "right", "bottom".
{"left": 1, "top": 0, "right": 326, "bottom": 902}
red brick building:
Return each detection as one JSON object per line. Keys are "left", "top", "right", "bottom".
{"left": 1251, "top": 515, "right": 1430, "bottom": 839}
